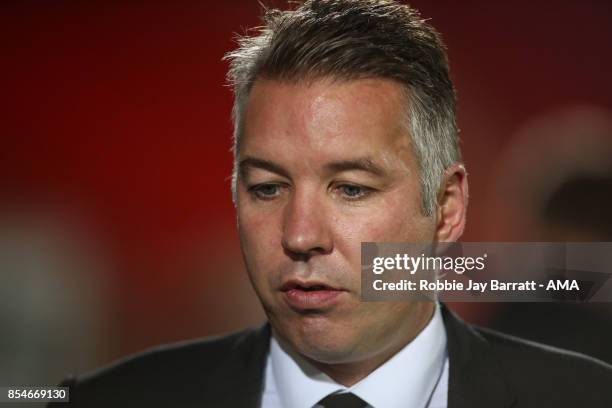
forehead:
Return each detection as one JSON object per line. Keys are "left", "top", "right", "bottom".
{"left": 241, "top": 78, "right": 414, "bottom": 166}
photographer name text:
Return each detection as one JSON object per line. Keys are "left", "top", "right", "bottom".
{"left": 372, "top": 279, "right": 580, "bottom": 292}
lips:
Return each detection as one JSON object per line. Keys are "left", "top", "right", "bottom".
{"left": 280, "top": 280, "right": 339, "bottom": 292}
{"left": 280, "top": 279, "right": 346, "bottom": 311}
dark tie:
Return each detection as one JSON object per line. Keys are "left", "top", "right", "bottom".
{"left": 316, "top": 392, "right": 368, "bottom": 408}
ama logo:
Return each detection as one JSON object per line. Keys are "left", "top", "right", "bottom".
{"left": 546, "top": 280, "right": 580, "bottom": 291}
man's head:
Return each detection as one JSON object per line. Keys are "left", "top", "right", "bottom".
{"left": 225, "top": 0, "right": 468, "bottom": 384}
{"left": 227, "top": 0, "right": 461, "bottom": 216}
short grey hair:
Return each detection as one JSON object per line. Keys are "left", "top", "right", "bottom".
{"left": 225, "top": 0, "right": 462, "bottom": 216}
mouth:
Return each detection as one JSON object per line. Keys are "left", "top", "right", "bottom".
{"left": 280, "top": 280, "right": 340, "bottom": 292}
{"left": 280, "top": 280, "right": 346, "bottom": 311}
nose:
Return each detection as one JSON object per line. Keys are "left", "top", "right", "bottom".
{"left": 281, "top": 188, "right": 333, "bottom": 259}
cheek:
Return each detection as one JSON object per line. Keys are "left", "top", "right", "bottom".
{"left": 337, "top": 200, "right": 432, "bottom": 244}
{"left": 238, "top": 205, "right": 282, "bottom": 274}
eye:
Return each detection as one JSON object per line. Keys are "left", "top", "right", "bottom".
{"left": 248, "top": 183, "right": 283, "bottom": 200}
{"left": 336, "top": 184, "right": 372, "bottom": 200}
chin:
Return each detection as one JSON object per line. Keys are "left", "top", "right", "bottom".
{"left": 275, "top": 315, "right": 361, "bottom": 364}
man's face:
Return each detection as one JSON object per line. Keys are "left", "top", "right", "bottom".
{"left": 236, "top": 78, "right": 436, "bottom": 366}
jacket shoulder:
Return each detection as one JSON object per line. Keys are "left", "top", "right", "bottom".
{"left": 81, "top": 325, "right": 262, "bottom": 383}
{"left": 51, "top": 325, "right": 270, "bottom": 407}
{"left": 475, "top": 326, "right": 612, "bottom": 405}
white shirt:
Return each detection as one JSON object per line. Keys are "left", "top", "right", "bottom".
{"left": 261, "top": 304, "right": 448, "bottom": 408}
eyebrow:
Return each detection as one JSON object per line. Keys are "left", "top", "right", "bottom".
{"left": 239, "top": 157, "right": 291, "bottom": 180}
{"left": 239, "top": 156, "right": 387, "bottom": 180}
{"left": 323, "top": 157, "right": 387, "bottom": 177}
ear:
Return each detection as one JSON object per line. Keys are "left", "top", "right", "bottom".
{"left": 435, "top": 164, "right": 469, "bottom": 242}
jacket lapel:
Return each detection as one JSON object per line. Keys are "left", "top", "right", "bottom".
{"left": 441, "top": 305, "right": 517, "bottom": 408}
{"left": 208, "top": 324, "right": 271, "bottom": 408}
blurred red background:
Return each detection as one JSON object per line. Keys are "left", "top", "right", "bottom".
{"left": 2, "top": 0, "right": 612, "bottom": 384}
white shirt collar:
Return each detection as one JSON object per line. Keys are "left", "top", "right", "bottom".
{"left": 267, "top": 303, "right": 447, "bottom": 408}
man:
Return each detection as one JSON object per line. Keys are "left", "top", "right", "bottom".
{"left": 51, "top": 1, "right": 612, "bottom": 407}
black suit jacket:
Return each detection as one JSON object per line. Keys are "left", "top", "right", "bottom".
{"left": 50, "top": 305, "right": 612, "bottom": 407}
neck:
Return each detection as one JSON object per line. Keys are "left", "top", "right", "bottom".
{"left": 307, "top": 302, "right": 435, "bottom": 386}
